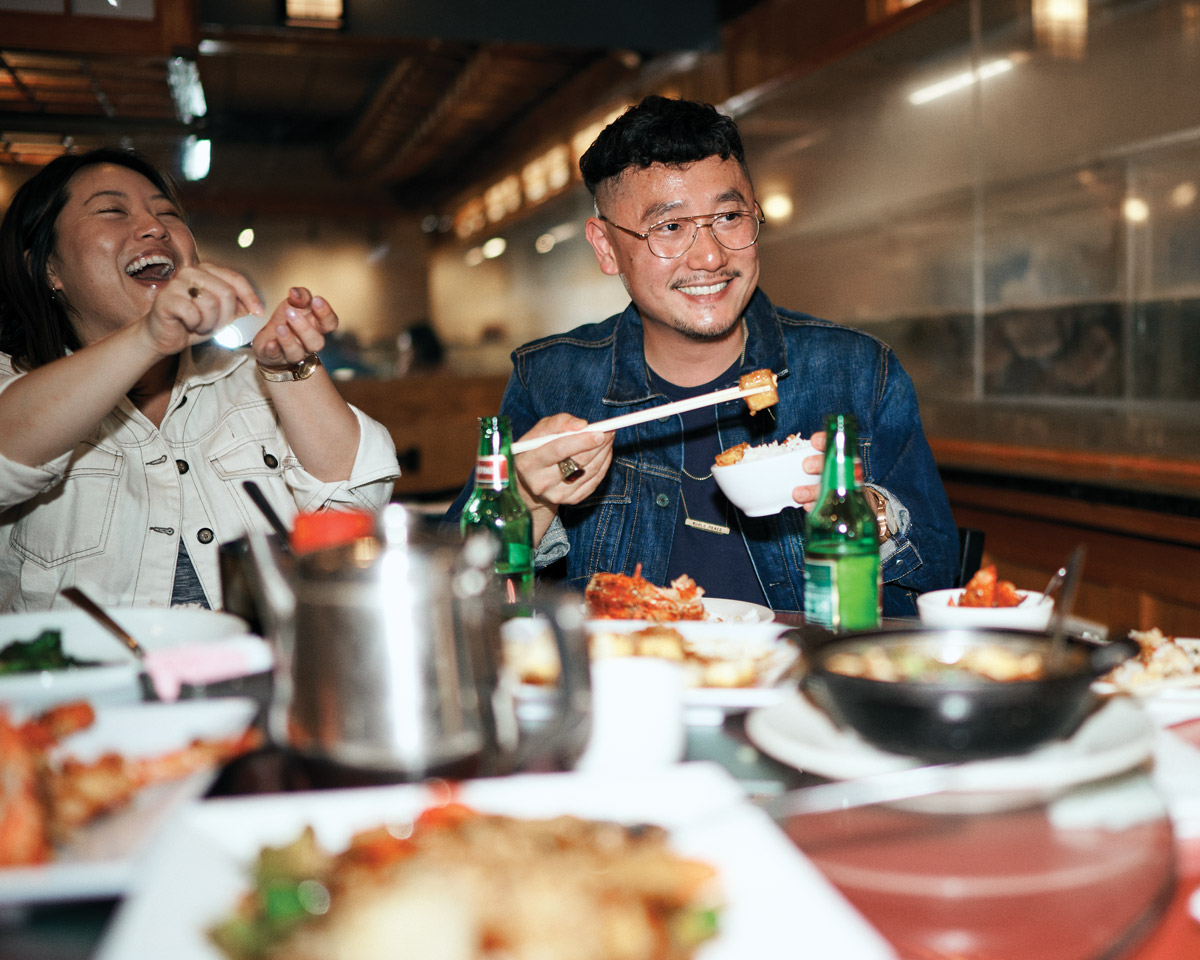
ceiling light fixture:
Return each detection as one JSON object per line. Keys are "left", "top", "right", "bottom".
{"left": 182, "top": 135, "right": 210, "bottom": 181}
{"left": 167, "top": 57, "right": 207, "bottom": 124}
{"left": 761, "top": 192, "right": 794, "bottom": 221}
{"left": 908, "top": 57, "right": 1013, "bottom": 105}
{"left": 284, "top": 0, "right": 344, "bottom": 29}
{"left": 1033, "top": 0, "right": 1088, "bottom": 60}
{"left": 1122, "top": 197, "right": 1149, "bottom": 223}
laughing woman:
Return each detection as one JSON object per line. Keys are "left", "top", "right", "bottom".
{"left": 0, "top": 148, "right": 398, "bottom": 612}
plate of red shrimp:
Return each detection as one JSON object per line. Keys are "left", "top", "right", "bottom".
{"left": 0, "top": 698, "right": 260, "bottom": 903}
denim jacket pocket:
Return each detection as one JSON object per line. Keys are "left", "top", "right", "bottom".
{"left": 11, "top": 441, "right": 123, "bottom": 566}
{"left": 566, "top": 459, "right": 651, "bottom": 578}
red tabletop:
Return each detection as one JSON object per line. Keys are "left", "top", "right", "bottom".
{"left": 784, "top": 783, "right": 1180, "bottom": 960}
{"left": 1125, "top": 834, "right": 1200, "bottom": 960}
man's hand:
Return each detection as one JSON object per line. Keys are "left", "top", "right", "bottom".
{"left": 790, "top": 430, "right": 866, "bottom": 511}
{"left": 513, "top": 414, "right": 614, "bottom": 544}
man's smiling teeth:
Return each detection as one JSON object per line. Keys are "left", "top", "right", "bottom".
{"left": 125, "top": 254, "right": 175, "bottom": 276}
{"left": 677, "top": 280, "right": 729, "bottom": 296}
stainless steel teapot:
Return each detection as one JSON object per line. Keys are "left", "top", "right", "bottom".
{"left": 245, "top": 503, "right": 590, "bottom": 778}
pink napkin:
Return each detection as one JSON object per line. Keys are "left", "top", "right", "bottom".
{"left": 142, "top": 636, "right": 273, "bottom": 702}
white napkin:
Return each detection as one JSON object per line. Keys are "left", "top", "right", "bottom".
{"left": 1151, "top": 719, "right": 1200, "bottom": 833}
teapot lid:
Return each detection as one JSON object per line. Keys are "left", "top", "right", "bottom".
{"left": 291, "top": 508, "right": 377, "bottom": 554}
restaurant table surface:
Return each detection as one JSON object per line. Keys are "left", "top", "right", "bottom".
{"left": 6, "top": 615, "right": 1200, "bottom": 959}
{"left": 6, "top": 715, "right": 1200, "bottom": 960}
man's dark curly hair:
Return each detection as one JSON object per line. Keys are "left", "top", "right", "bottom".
{"left": 579, "top": 95, "right": 750, "bottom": 198}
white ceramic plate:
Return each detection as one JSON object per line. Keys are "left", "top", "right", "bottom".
{"left": 0, "top": 608, "right": 257, "bottom": 709}
{"left": 585, "top": 597, "right": 775, "bottom": 628}
{"left": 0, "top": 698, "right": 258, "bottom": 905}
{"left": 96, "top": 763, "right": 898, "bottom": 960}
{"left": 507, "top": 619, "right": 800, "bottom": 725}
{"left": 702, "top": 597, "right": 775, "bottom": 623}
{"left": 746, "top": 691, "right": 1154, "bottom": 802}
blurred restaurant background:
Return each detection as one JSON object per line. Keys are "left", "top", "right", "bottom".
{"left": 1, "top": 0, "right": 1198, "bottom": 633}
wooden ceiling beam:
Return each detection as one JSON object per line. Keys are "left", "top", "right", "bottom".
{"left": 0, "top": 3, "right": 198, "bottom": 57}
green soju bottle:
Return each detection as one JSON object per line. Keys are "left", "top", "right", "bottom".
{"left": 460, "top": 416, "right": 534, "bottom": 603}
{"left": 803, "top": 413, "right": 882, "bottom": 631}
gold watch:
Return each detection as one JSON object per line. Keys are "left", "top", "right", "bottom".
{"left": 865, "top": 487, "right": 891, "bottom": 542}
{"left": 257, "top": 352, "right": 322, "bottom": 382}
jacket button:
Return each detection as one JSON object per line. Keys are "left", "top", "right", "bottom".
{"left": 197, "top": 528, "right": 214, "bottom": 544}
{"left": 176, "top": 459, "right": 189, "bottom": 474}
{"left": 262, "top": 451, "right": 279, "bottom": 469}
{"left": 656, "top": 493, "right": 670, "bottom": 507}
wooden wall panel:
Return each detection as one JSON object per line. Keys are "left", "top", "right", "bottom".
{"left": 336, "top": 374, "right": 509, "bottom": 501}
{"left": 948, "top": 487, "right": 1200, "bottom": 638}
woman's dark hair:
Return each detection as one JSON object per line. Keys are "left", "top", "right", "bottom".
{"left": 0, "top": 147, "right": 184, "bottom": 370}
{"left": 579, "top": 95, "right": 750, "bottom": 197}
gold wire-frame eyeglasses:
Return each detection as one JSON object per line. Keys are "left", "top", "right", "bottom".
{"left": 599, "top": 207, "right": 766, "bottom": 259}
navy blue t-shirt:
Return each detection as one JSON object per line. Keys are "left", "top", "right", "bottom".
{"left": 648, "top": 365, "right": 769, "bottom": 607}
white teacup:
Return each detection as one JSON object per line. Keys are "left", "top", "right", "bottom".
{"left": 576, "top": 657, "right": 686, "bottom": 773}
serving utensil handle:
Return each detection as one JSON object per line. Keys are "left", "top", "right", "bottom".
{"left": 60, "top": 586, "right": 148, "bottom": 660}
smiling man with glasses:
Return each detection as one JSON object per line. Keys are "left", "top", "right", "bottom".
{"left": 446, "top": 95, "right": 958, "bottom": 617}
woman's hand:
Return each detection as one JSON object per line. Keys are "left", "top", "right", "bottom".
{"left": 251, "top": 287, "right": 337, "bottom": 369}
{"left": 143, "top": 264, "right": 263, "bottom": 357}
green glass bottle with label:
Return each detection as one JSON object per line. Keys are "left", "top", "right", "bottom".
{"left": 460, "top": 415, "right": 534, "bottom": 603}
{"left": 803, "top": 412, "right": 882, "bottom": 631}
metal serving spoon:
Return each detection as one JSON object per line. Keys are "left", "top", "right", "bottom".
{"left": 60, "top": 586, "right": 147, "bottom": 660}
{"left": 1045, "top": 544, "right": 1087, "bottom": 673}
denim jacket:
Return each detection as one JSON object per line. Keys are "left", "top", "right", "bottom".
{"left": 447, "top": 288, "right": 958, "bottom": 616}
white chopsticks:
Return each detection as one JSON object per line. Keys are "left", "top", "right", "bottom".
{"left": 509, "top": 384, "right": 774, "bottom": 455}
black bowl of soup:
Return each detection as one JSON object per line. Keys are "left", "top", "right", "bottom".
{"left": 801, "top": 627, "right": 1138, "bottom": 762}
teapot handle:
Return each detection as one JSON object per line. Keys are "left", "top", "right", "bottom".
{"left": 512, "top": 597, "right": 592, "bottom": 772}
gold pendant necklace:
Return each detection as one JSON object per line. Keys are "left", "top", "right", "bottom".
{"left": 676, "top": 318, "right": 746, "bottom": 536}
{"left": 681, "top": 487, "right": 730, "bottom": 535}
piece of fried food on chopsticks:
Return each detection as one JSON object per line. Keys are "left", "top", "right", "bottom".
{"left": 738, "top": 368, "right": 778, "bottom": 414}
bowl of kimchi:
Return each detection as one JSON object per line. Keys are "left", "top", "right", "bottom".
{"left": 917, "top": 566, "right": 1052, "bottom": 631}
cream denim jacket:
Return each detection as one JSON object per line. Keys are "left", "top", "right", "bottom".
{"left": 0, "top": 343, "right": 398, "bottom": 612}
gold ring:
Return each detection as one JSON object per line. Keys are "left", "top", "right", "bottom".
{"left": 188, "top": 286, "right": 201, "bottom": 299}
{"left": 558, "top": 457, "right": 584, "bottom": 483}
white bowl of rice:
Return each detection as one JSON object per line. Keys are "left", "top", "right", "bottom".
{"left": 711, "top": 434, "right": 822, "bottom": 517}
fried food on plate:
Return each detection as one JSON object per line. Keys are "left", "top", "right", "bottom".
{"left": 210, "top": 803, "right": 721, "bottom": 960}
{"left": 585, "top": 564, "right": 706, "bottom": 621}
{"left": 0, "top": 701, "right": 261, "bottom": 866}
